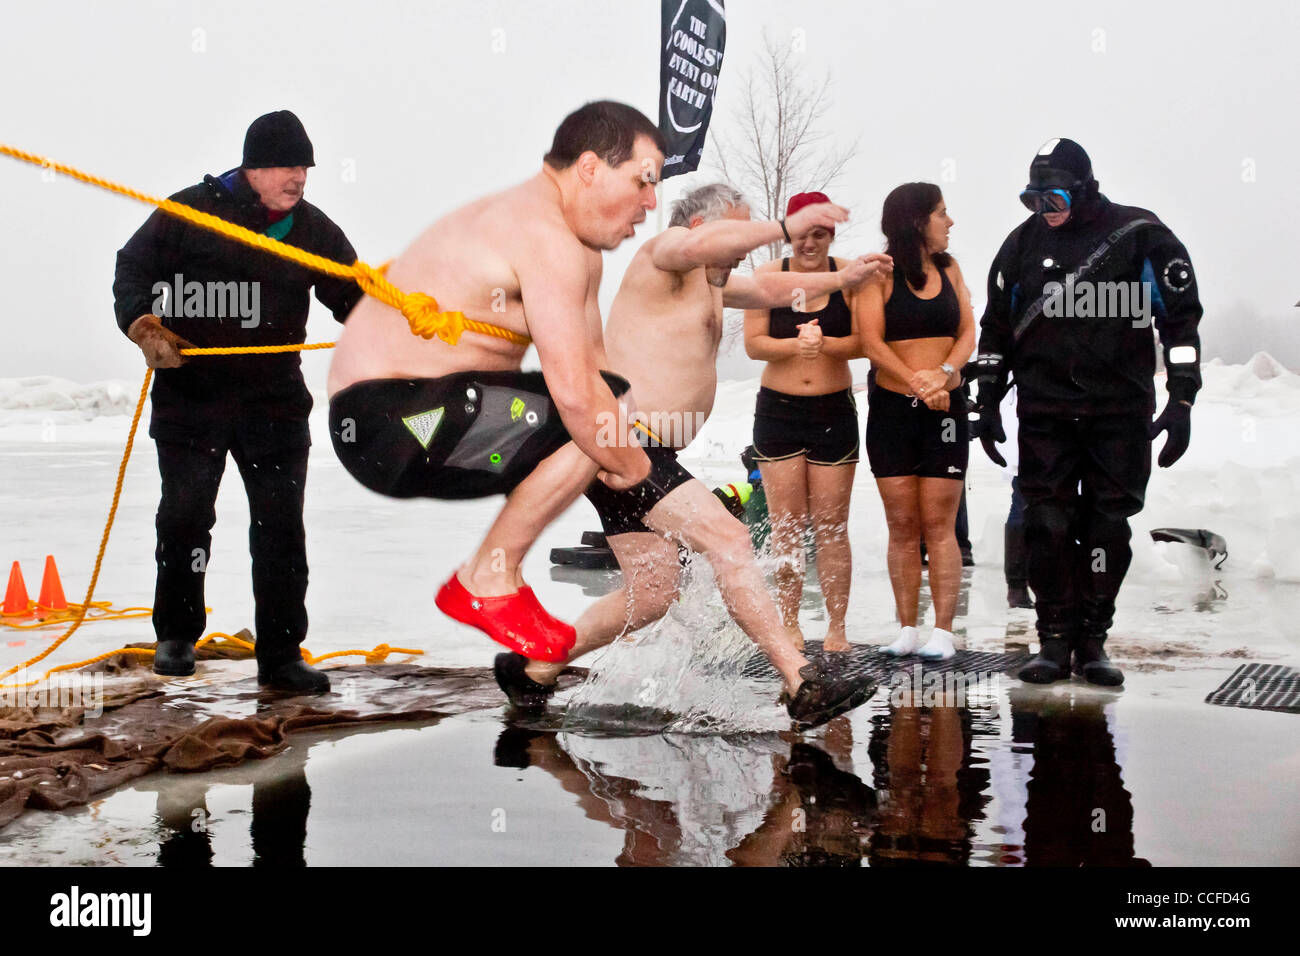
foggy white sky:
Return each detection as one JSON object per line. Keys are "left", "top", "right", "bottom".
{"left": 1, "top": 0, "right": 1296, "bottom": 387}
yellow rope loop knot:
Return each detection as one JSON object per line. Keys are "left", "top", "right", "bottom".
{"left": 364, "top": 644, "right": 392, "bottom": 665}
{"left": 351, "top": 261, "right": 467, "bottom": 345}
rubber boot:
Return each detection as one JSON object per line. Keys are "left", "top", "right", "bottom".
{"left": 153, "top": 638, "right": 196, "bottom": 677}
{"left": 1074, "top": 606, "right": 1124, "bottom": 686}
{"left": 1018, "top": 630, "right": 1073, "bottom": 684}
{"left": 258, "top": 659, "right": 330, "bottom": 694}
{"left": 1005, "top": 524, "right": 1035, "bottom": 609}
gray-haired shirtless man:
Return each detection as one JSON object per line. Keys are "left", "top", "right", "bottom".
{"left": 495, "top": 184, "right": 894, "bottom": 729}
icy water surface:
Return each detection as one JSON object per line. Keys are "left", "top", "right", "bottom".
{"left": 2, "top": 430, "right": 1298, "bottom": 865}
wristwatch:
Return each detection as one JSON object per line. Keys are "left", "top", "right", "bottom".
{"left": 940, "top": 362, "right": 955, "bottom": 377}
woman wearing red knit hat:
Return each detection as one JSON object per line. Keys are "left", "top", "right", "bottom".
{"left": 744, "top": 191, "right": 890, "bottom": 652}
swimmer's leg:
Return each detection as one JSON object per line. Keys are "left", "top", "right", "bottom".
{"left": 526, "top": 531, "right": 680, "bottom": 685}
{"left": 460, "top": 441, "right": 598, "bottom": 595}
{"left": 807, "top": 461, "right": 856, "bottom": 652}
{"left": 642, "top": 479, "right": 810, "bottom": 694}
{"left": 757, "top": 455, "right": 810, "bottom": 635}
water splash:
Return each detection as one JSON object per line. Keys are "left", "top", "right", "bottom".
{"left": 561, "top": 555, "right": 790, "bottom": 735}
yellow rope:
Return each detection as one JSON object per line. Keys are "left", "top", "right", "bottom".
{"left": 0, "top": 142, "right": 530, "bottom": 348}
{"left": 181, "top": 343, "right": 339, "bottom": 355}
{"left": 2, "top": 603, "right": 152, "bottom": 628}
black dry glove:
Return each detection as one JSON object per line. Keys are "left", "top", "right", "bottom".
{"left": 1150, "top": 399, "right": 1192, "bottom": 467}
{"left": 961, "top": 352, "right": 1005, "bottom": 385}
{"left": 970, "top": 397, "right": 1008, "bottom": 467}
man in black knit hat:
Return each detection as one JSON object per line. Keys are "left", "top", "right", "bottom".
{"left": 113, "top": 110, "right": 361, "bottom": 692}
{"left": 970, "top": 138, "right": 1203, "bottom": 687}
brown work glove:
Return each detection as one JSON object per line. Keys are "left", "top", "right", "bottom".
{"left": 126, "top": 314, "right": 196, "bottom": 368}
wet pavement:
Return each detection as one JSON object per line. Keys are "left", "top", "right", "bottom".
{"left": 1, "top": 620, "right": 1296, "bottom": 866}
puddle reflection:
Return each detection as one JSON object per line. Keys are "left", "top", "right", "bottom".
{"left": 489, "top": 684, "right": 1144, "bottom": 867}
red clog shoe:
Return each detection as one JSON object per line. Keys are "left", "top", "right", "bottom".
{"left": 435, "top": 574, "right": 575, "bottom": 663}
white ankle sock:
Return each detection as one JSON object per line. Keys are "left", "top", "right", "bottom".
{"left": 918, "top": 628, "right": 957, "bottom": 659}
{"left": 882, "top": 625, "right": 922, "bottom": 655}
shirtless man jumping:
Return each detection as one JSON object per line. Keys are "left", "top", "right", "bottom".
{"left": 327, "top": 101, "right": 661, "bottom": 664}
{"left": 494, "top": 183, "right": 894, "bottom": 729}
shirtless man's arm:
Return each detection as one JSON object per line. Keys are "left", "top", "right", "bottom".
{"left": 724, "top": 254, "right": 890, "bottom": 310}
{"left": 516, "top": 233, "right": 649, "bottom": 487}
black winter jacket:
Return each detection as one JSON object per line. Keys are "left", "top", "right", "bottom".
{"left": 113, "top": 169, "right": 362, "bottom": 446}
{"left": 978, "top": 196, "right": 1202, "bottom": 418}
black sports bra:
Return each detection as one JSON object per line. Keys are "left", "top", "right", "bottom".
{"left": 767, "top": 258, "right": 853, "bottom": 339}
{"left": 884, "top": 266, "right": 959, "bottom": 342}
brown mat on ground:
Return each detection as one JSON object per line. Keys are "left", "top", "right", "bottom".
{"left": 0, "top": 662, "right": 586, "bottom": 833}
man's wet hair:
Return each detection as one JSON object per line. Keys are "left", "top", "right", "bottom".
{"left": 544, "top": 101, "right": 666, "bottom": 171}
{"left": 669, "top": 183, "right": 748, "bottom": 228}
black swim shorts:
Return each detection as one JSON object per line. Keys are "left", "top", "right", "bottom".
{"left": 864, "top": 386, "right": 969, "bottom": 479}
{"left": 329, "top": 370, "right": 630, "bottom": 500}
{"left": 584, "top": 445, "right": 695, "bottom": 537}
{"left": 751, "top": 387, "right": 860, "bottom": 466}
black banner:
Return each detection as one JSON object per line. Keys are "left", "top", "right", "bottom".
{"left": 659, "top": 0, "right": 726, "bottom": 179}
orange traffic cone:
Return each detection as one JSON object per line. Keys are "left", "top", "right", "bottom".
{"left": 2, "top": 561, "right": 33, "bottom": 619}
{"left": 37, "top": 555, "right": 68, "bottom": 615}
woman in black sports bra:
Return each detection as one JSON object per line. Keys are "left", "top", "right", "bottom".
{"left": 744, "top": 190, "right": 889, "bottom": 653}
{"left": 856, "top": 183, "right": 975, "bottom": 660}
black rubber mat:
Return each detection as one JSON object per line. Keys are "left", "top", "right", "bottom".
{"left": 742, "top": 640, "right": 1030, "bottom": 682}
{"left": 1205, "top": 663, "right": 1300, "bottom": 714}
{"left": 550, "top": 545, "right": 619, "bottom": 570}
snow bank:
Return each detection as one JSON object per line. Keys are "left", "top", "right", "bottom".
{"left": 0, "top": 376, "right": 137, "bottom": 420}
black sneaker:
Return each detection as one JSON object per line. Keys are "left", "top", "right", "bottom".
{"left": 780, "top": 663, "right": 878, "bottom": 731}
{"left": 494, "top": 652, "right": 558, "bottom": 712}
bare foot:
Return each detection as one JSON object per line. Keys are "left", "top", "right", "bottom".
{"left": 458, "top": 566, "right": 520, "bottom": 598}
{"left": 823, "top": 627, "right": 851, "bottom": 653}
{"left": 788, "top": 627, "right": 806, "bottom": 652}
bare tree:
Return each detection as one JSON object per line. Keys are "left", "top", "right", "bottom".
{"left": 709, "top": 30, "right": 860, "bottom": 267}
{"left": 707, "top": 31, "right": 860, "bottom": 357}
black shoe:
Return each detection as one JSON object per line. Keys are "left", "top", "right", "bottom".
{"left": 494, "top": 726, "right": 546, "bottom": 769}
{"left": 1072, "top": 635, "right": 1124, "bottom": 687}
{"left": 153, "top": 639, "right": 196, "bottom": 677}
{"left": 1007, "top": 584, "right": 1036, "bottom": 609}
{"left": 961, "top": 547, "right": 975, "bottom": 567}
{"left": 781, "top": 663, "right": 878, "bottom": 731}
{"left": 787, "top": 743, "right": 877, "bottom": 816}
{"left": 257, "top": 659, "right": 330, "bottom": 694}
{"left": 493, "top": 652, "right": 557, "bottom": 712}
{"left": 1018, "top": 635, "right": 1072, "bottom": 684}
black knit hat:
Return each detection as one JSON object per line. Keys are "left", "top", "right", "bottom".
{"left": 242, "top": 110, "right": 315, "bottom": 169}
{"left": 1027, "top": 138, "right": 1093, "bottom": 190}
